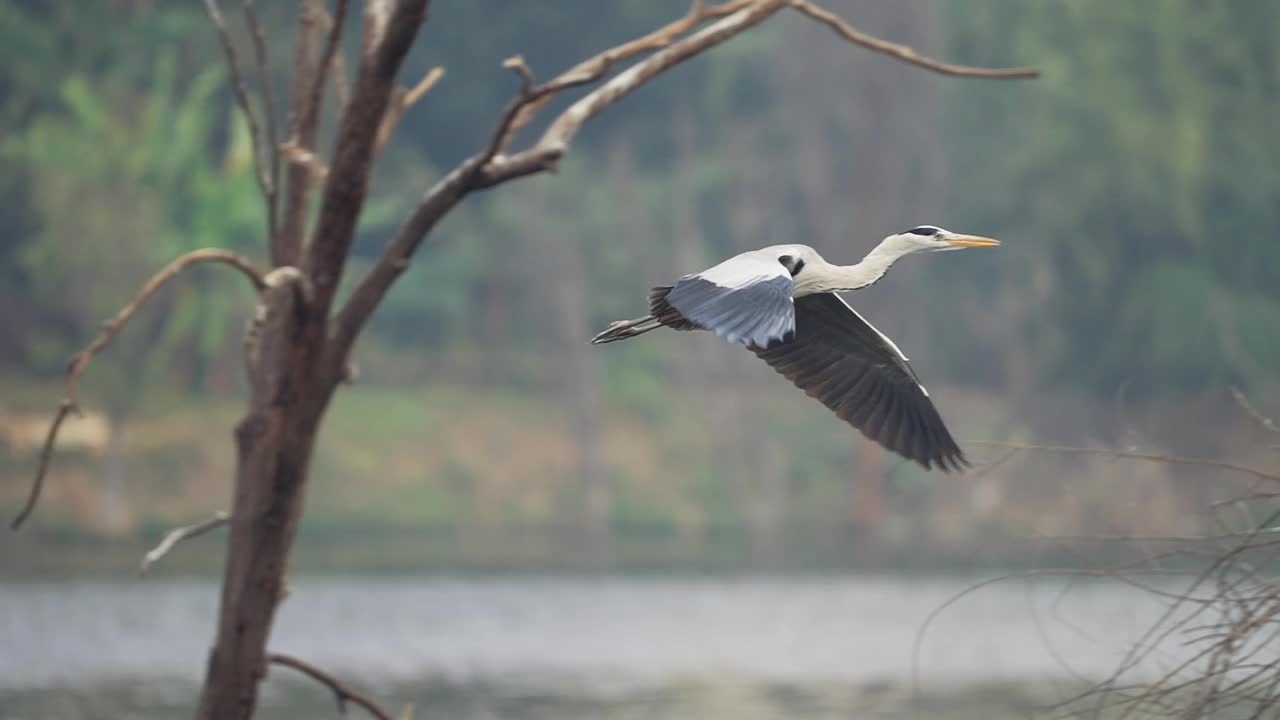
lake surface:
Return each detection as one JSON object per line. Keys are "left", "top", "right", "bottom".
{"left": 0, "top": 574, "right": 1200, "bottom": 719}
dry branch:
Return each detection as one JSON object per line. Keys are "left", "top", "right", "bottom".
{"left": 139, "top": 512, "right": 231, "bottom": 576}
{"left": 374, "top": 65, "right": 445, "bottom": 156}
{"left": 278, "top": 0, "right": 341, "bottom": 266}
{"left": 940, "top": 444, "right": 1280, "bottom": 719}
{"left": 268, "top": 652, "right": 394, "bottom": 720}
{"left": 787, "top": 0, "right": 1040, "bottom": 78}
{"left": 499, "top": 0, "right": 755, "bottom": 147}
{"left": 973, "top": 441, "right": 1280, "bottom": 486}
{"left": 10, "top": 249, "right": 267, "bottom": 530}
{"left": 243, "top": 0, "right": 280, "bottom": 241}
{"left": 1231, "top": 386, "right": 1279, "bottom": 437}
{"left": 477, "top": 0, "right": 788, "bottom": 188}
{"left": 202, "top": 0, "right": 274, "bottom": 239}
{"left": 329, "top": 0, "right": 1040, "bottom": 369}
{"left": 315, "top": 2, "right": 353, "bottom": 114}
{"left": 304, "top": 0, "right": 429, "bottom": 324}
{"left": 328, "top": 0, "right": 788, "bottom": 364}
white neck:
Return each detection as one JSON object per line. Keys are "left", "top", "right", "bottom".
{"left": 809, "top": 240, "right": 914, "bottom": 293}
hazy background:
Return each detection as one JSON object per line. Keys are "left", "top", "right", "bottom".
{"left": 2, "top": 1, "right": 1278, "bottom": 718}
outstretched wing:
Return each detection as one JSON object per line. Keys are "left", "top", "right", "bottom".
{"left": 661, "top": 252, "right": 795, "bottom": 348}
{"left": 752, "top": 292, "right": 966, "bottom": 471}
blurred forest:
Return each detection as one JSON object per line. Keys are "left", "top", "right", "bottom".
{"left": 2, "top": 0, "right": 1278, "bottom": 572}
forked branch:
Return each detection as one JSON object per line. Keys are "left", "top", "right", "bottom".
{"left": 10, "top": 249, "right": 267, "bottom": 530}
{"left": 304, "top": 0, "right": 429, "bottom": 319}
{"left": 495, "top": 0, "right": 755, "bottom": 150}
{"left": 328, "top": 0, "right": 789, "bottom": 362}
{"left": 329, "top": 0, "right": 1040, "bottom": 367}
{"left": 267, "top": 652, "right": 394, "bottom": 720}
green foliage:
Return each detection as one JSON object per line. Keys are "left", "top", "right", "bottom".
{"left": 4, "top": 47, "right": 262, "bottom": 390}
{"left": 942, "top": 0, "right": 1280, "bottom": 393}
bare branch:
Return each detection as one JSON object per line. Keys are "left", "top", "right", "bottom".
{"left": 315, "top": 4, "right": 354, "bottom": 115}
{"left": 267, "top": 652, "right": 394, "bottom": 720}
{"left": 202, "top": 0, "right": 275, "bottom": 241}
{"left": 331, "top": 48, "right": 352, "bottom": 113}
{"left": 138, "top": 512, "right": 231, "bottom": 576}
{"left": 329, "top": 1, "right": 789, "bottom": 365}
{"left": 305, "top": 0, "right": 430, "bottom": 324}
{"left": 10, "top": 402, "right": 77, "bottom": 531}
{"left": 311, "top": 0, "right": 351, "bottom": 118}
{"left": 329, "top": 0, "right": 1042, "bottom": 373}
{"left": 243, "top": 0, "right": 280, "bottom": 242}
{"left": 502, "top": 55, "right": 534, "bottom": 95}
{"left": 405, "top": 66, "right": 446, "bottom": 107}
{"left": 499, "top": 0, "right": 755, "bottom": 146}
{"left": 374, "top": 65, "right": 445, "bottom": 156}
{"left": 1231, "top": 386, "right": 1280, "bottom": 436}
{"left": 787, "top": 0, "right": 1040, "bottom": 78}
{"left": 477, "top": 1, "right": 789, "bottom": 188}
{"left": 10, "top": 249, "right": 267, "bottom": 530}
{"left": 972, "top": 441, "right": 1280, "bottom": 486}
{"left": 278, "top": 0, "right": 341, "bottom": 267}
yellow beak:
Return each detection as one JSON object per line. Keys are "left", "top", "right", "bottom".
{"left": 944, "top": 233, "right": 1001, "bottom": 248}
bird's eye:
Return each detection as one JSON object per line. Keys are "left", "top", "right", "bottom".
{"left": 777, "top": 255, "right": 805, "bottom": 277}
{"left": 906, "top": 226, "right": 939, "bottom": 236}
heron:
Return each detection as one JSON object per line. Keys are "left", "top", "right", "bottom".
{"left": 591, "top": 225, "right": 999, "bottom": 472}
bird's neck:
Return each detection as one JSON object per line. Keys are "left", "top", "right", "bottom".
{"left": 810, "top": 243, "right": 909, "bottom": 293}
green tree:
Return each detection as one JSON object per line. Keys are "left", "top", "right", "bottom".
{"left": 941, "top": 0, "right": 1280, "bottom": 396}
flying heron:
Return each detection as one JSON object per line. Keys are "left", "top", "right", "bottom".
{"left": 591, "top": 225, "right": 999, "bottom": 472}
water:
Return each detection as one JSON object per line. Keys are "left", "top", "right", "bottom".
{"left": 0, "top": 575, "right": 1191, "bottom": 719}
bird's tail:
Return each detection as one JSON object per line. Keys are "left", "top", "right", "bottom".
{"left": 590, "top": 314, "right": 662, "bottom": 344}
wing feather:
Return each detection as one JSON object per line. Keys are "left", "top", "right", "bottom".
{"left": 752, "top": 292, "right": 966, "bottom": 471}
{"left": 662, "top": 254, "right": 796, "bottom": 348}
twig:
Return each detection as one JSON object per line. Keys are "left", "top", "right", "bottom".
{"left": 10, "top": 249, "right": 267, "bottom": 530}
{"left": 138, "top": 512, "right": 231, "bottom": 576}
{"left": 268, "top": 652, "right": 394, "bottom": 720}
{"left": 787, "top": 0, "right": 1040, "bottom": 78}
{"left": 310, "top": 0, "right": 351, "bottom": 119}
{"left": 330, "top": 46, "right": 352, "bottom": 113}
{"left": 404, "top": 66, "right": 445, "bottom": 107}
{"left": 497, "top": 0, "right": 755, "bottom": 148}
{"left": 243, "top": 0, "right": 280, "bottom": 242}
{"left": 201, "top": 0, "right": 274, "bottom": 232}
{"left": 9, "top": 403, "right": 77, "bottom": 531}
{"left": 972, "top": 441, "right": 1280, "bottom": 486}
{"left": 374, "top": 65, "right": 445, "bottom": 155}
{"left": 1231, "top": 386, "right": 1279, "bottom": 435}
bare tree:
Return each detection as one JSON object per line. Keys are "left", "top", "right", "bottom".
{"left": 11, "top": 1, "right": 1035, "bottom": 717}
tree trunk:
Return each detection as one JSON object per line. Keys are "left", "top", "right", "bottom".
{"left": 196, "top": 282, "right": 336, "bottom": 719}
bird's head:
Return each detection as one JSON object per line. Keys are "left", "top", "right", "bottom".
{"left": 883, "top": 225, "right": 1001, "bottom": 255}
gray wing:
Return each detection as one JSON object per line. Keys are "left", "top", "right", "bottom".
{"left": 662, "top": 254, "right": 795, "bottom": 348}
{"left": 752, "top": 292, "right": 966, "bottom": 472}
